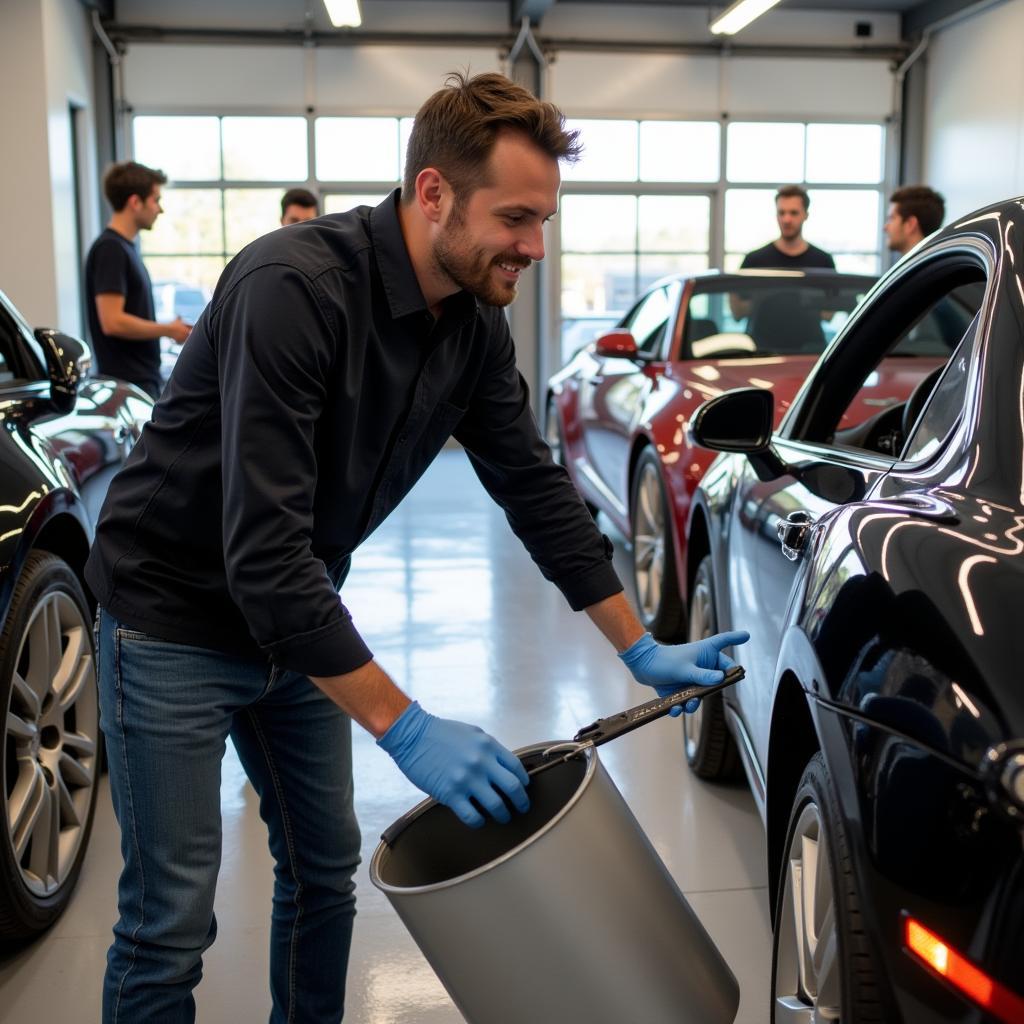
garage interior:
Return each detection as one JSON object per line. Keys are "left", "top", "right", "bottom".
{"left": 1, "top": 0, "right": 1023, "bottom": 1022}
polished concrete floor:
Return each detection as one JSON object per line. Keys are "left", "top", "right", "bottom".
{"left": 0, "top": 450, "right": 771, "bottom": 1022}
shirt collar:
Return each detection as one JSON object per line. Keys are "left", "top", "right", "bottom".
{"left": 369, "top": 189, "right": 479, "bottom": 325}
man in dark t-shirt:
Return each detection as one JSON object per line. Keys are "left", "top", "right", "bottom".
{"left": 740, "top": 184, "right": 835, "bottom": 270}
{"left": 85, "top": 161, "right": 191, "bottom": 399}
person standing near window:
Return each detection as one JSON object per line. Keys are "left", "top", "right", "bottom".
{"left": 884, "top": 185, "right": 945, "bottom": 257}
{"left": 280, "top": 187, "right": 320, "bottom": 225}
{"left": 85, "top": 161, "right": 191, "bottom": 400}
{"left": 740, "top": 184, "right": 836, "bottom": 269}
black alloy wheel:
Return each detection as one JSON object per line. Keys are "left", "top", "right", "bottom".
{"left": 682, "top": 556, "right": 741, "bottom": 780}
{"left": 0, "top": 552, "right": 102, "bottom": 939}
{"left": 630, "top": 447, "right": 685, "bottom": 640}
{"left": 771, "top": 752, "right": 882, "bottom": 1023}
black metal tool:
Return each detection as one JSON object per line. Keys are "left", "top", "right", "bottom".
{"left": 525, "top": 665, "right": 746, "bottom": 779}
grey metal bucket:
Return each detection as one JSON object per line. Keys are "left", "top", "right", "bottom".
{"left": 370, "top": 741, "right": 740, "bottom": 1024}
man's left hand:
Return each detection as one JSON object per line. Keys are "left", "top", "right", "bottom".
{"left": 618, "top": 630, "right": 750, "bottom": 715}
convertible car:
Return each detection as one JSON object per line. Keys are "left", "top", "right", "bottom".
{"left": 0, "top": 288, "right": 153, "bottom": 939}
{"left": 685, "top": 197, "right": 1023, "bottom": 1022}
{"left": 546, "top": 269, "right": 881, "bottom": 638}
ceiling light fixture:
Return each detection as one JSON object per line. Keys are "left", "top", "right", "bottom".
{"left": 324, "top": 0, "right": 362, "bottom": 28}
{"left": 709, "top": 0, "right": 783, "bottom": 35}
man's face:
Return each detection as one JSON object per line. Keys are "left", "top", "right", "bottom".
{"left": 776, "top": 196, "right": 808, "bottom": 241}
{"left": 884, "top": 203, "right": 916, "bottom": 254}
{"left": 282, "top": 204, "right": 317, "bottom": 226}
{"left": 431, "top": 132, "right": 559, "bottom": 308}
{"left": 134, "top": 186, "right": 163, "bottom": 231}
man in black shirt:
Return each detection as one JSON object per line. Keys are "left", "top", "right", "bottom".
{"left": 84, "top": 161, "right": 191, "bottom": 399}
{"left": 740, "top": 184, "right": 835, "bottom": 270}
{"left": 86, "top": 73, "right": 748, "bottom": 1023}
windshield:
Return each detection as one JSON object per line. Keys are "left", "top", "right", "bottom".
{"left": 684, "top": 278, "right": 872, "bottom": 359}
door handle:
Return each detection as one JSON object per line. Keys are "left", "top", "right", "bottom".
{"left": 777, "top": 510, "right": 816, "bottom": 561}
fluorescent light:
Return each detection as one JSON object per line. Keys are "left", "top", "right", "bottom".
{"left": 324, "top": 0, "right": 361, "bottom": 28}
{"left": 709, "top": 0, "right": 783, "bottom": 35}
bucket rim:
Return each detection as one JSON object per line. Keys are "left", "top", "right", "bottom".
{"left": 369, "top": 740, "right": 597, "bottom": 896}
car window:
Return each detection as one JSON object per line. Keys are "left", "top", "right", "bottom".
{"left": 796, "top": 258, "right": 988, "bottom": 455}
{"left": 623, "top": 282, "right": 680, "bottom": 358}
{"left": 901, "top": 317, "right": 977, "bottom": 463}
{"left": 684, "top": 280, "right": 869, "bottom": 359}
{"left": 0, "top": 302, "right": 29, "bottom": 385}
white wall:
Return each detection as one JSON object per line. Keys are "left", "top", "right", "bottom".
{"left": 0, "top": 0, "right": 98, "bottom": 333}
{"left": 923, "top": 0, "right": 1024, "bottom": 222}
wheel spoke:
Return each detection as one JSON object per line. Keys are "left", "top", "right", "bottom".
{"left": 11, "top": 669, "right": 42, "bottom": 722}
{"left": 56, "top": 771, "right": 83, "bottom": 830}
{"left": 10, "top": 762, "right": 48, "bottom": 861}
{"left": 62, "top": 730, "right": 97, "bottom": 762}
{"left": 54, "top": 622, "right": 86, "bottom": 700}
{"left": 59, "top": 747, "right": 95, "bottom": 791}
{"left": 773, "top": 996, "right": 815, "bottom": 1024}
{"left": 27, "top": 778, "right": 59, "bottom": 887}
{"left": 6, "top": 709, "right": 34, "bottom": 743}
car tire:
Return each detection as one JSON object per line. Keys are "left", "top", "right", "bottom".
{"left": 771, "top": 752, "right": 883, "bottom": 1023}
{"left": 0, "top": 551, "right": 102, "bottom": 939}
{"left": 682, "top": 556, "right": 741, "bottom": 780}
{"left": 630, "top": 447, "right": 685, "bottom": 640}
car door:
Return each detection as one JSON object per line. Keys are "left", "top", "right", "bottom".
{"left": 723, "top": 245, "right": 990, "bottom": 769}
{"left": 579, "top": 281, "right": 680, "bottom": 512}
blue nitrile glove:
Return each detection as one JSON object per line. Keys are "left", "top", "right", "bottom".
{"left": 618, "top": 630, "right": 750, "bottom": 716}
{"left": 378, "top": 702, "right": 531, "bottom": 828}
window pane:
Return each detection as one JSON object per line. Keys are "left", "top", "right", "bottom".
{"left": 561, "top": 254, "right": 636, "bottom": 317}
{"left": 562, "top": 120, "right": 638, "bottom": 182}
{"left": 316, "top": 117, "right": 399, "bottom": 181}
{"left": 222, "top": 117, "right": 307, "bottom": 181}
{"left": 639, "top": 253, "right": 707, "bottom": 291}
{"left": 224, "top": 189, "right": 282, "bottom": 254}
{"left": 561, "top": 195, "right": 636, "bottom": 252}
{"left": 400, "top": 117, "right": 415, "bottom": 182}
{"left": 639, "top": 195, "right": 710, "bottom": 251}
{"left": 834, "top": 252, "right": 880, "bottom": 274}
{"left": 147, "top": 257, "right": 223, "bottom": 312}
{"left": 141, "top": 189, "right": 223, "bottom": 255}
{"left": 640, "top": 122, "right": 720, "bottom": 182}
{"left": 724, "top": 188, "right": 778, "bottom": 255}
{"left": 806, "top": 124, "right": 883, "bottom": 184}
{"left": 324, "top": 193, "right": 389, "bottom": 214}
{"left": 806, "top": 189, "right": 880, "bottom": 252}
{"left": 133, "top": 116, "right": 220, "bottom": 181}
{"left": 726, "top": 122, "right": 805, "bottom": 183}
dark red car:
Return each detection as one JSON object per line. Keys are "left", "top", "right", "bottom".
{"left": 545, "top": 269, "right": 932, "bottom": 639}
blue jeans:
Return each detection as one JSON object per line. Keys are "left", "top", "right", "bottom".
{"left": 97, "top": 610, "right": 361, "bottom": 1023}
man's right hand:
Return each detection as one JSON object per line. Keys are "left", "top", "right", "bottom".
{"left": 378, "top": 702, "right": 530, "bottom": 828}
{"left": 165, "top": 317, "right": 191, "bottom": 344}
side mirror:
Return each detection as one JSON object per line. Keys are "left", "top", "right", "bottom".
{"left": 34, "top": 328, "right": 90, "bottom": 414}
{"left": 689, "top": 387, "right": 774, "bottom": 452}
{"left": 594, "top": 330, "right": 639, "bottom": 359}
{"left": 689, "top": 387, "right": 788, "bottom": 481}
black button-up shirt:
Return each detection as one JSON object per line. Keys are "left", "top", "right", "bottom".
{"left": 85, "top": 191, "right": 621, "bottom": 676}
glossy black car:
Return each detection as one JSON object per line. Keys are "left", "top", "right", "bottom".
{"left": 685, "top": 197, "right": 1024, "bottom": 1023}
{"left": 0, "top": 289, "right": 152, "bottom": 939}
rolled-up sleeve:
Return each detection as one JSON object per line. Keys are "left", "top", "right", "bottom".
{"left": 454, "top": 314, "right": 623, "bottom": 610}
{"left": 215, "top": 264, "right": 373, "bottom": 676}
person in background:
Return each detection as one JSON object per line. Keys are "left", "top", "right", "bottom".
{"left": 280, "top": 187, "right": 320, "bottom": 225}
{"left": 741, "top": 184, "right": 835, "bottom": 270}
{"left": 86, "top": 71, "right": 749, "bottom": 1023}
{"left": 884, "top": 185, "right": 946, "bottom": 256}
{"left": 84, "top": 161, "right": 191, "bottom": 400}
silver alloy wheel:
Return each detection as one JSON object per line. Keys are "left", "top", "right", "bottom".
{"left": 682, "top": 573, "right": 712, "bottom": 759}
{"left": 4, "top": 590, "right": 98, "bottom": 897}
{"left": 633, "top": 460, "right": 666, "bottom": 621}
{"left": 774, "top": 801, "right": 842, "bottom": 1022}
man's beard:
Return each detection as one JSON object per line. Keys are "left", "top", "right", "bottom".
{"left": 432, "top": 212, "right": 530, "bottom": 308}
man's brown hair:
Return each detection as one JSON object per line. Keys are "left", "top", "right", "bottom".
{"left": 402, "top": 71, "right": 581, "bottom": 206}
{"left": 775, "top": 184, "right": 810, "bottom": 211}
{"left": 103, "top": 161, "right": 167, "bottom": 212}
{"left": 891, "top": 185, "right": 945, "bottom": 237}
{"left": 281, "top": 187, "right": 319, "bottom": 218}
